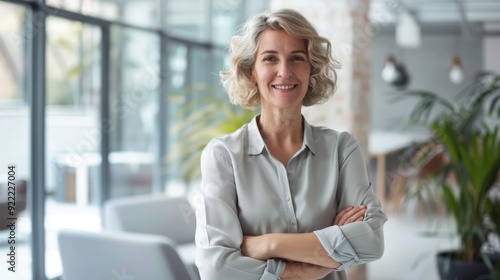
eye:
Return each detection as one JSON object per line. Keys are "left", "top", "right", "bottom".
{"left": 263, "top": 56, "right": 277, "bottom": 62}
{"left": 291, "top": 55, "right": 306, "bottom": 61}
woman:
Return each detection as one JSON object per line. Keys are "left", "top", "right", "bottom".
{"left": 195, "top": 8, "right": 387, "bottom": 280}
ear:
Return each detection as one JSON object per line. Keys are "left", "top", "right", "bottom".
{"left": 250, "top": 70, "right": 257, "bottom": 84}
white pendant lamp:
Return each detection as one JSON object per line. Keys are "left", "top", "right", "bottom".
{"left": 396, "top": 12, "right": 421, "bottom": 48}
{"left": 382, "top": 55, "right": 410, "bottom": 89}
{"left": 382, "top": 55, "right": 398, "bottom": 84}
{"left": 449, "top": 56, "right": 464, "bottom": 84}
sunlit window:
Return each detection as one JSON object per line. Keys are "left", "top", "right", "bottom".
{"left": 0, "top": 4, "right": 28, "bottom": 106}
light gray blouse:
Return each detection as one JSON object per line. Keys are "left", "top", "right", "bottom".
{"left": 195, "top": 115, "right": 387, "bottom": 280}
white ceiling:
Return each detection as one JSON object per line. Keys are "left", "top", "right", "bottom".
{"left": 164, "top": 0, "right": 500, "bottom": 36}
{"left": 165, "top": 0, "right": 500, "bottom": 26}
{"left": 370, "top": 0, "right": 500, "bottom": 24}
{"left": 369, "top": 0, "right": 500, "bottom": 37}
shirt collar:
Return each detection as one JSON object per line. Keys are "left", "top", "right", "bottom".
{"left": 303, "top": 117, "right": 317, "bottom": 155}
{"left": 247, "top": 114, "right": 317, "bottom": 156}
{"left": 247, "top": 115, "right": 266, "bottom": 155}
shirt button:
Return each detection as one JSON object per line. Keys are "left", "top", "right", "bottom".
{"left": 285, "top": 196, "right": 290, "bottom": 201}
{"left": 290, "top": 220, "right": 296, "bottom": 226}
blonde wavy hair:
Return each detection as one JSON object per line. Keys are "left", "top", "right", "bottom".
{"left": 220, "top": 8, "right": 340, "bottom": 109}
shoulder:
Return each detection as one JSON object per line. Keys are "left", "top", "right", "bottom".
{"left": 307, "top": 124, "right": 361, "bottom": 165}
{"left": 202, "top": 124, "right": 248, "bottom": 161}
{"left": 310, "top": 124, "right": 359, "bottom": 151}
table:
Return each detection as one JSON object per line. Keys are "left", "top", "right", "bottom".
{"left": 369, "top": 131, "right": 429, "bottom": 206}
{"left": 53, "top": 151, "right": 154, "bottom": 205}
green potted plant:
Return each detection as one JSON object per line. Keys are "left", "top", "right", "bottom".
{"left": 486, "top": 197, "right": 500, "bottom": 280}
{"left": 395, "top": 71, "right": 500, "bottom": 280}
{"left": 165, "top": 83, "right": 255, "bottom": 183}
{"left": 433, "top": 117, "right": 500, "bottom": 280}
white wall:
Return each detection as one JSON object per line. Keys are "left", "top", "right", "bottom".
{"left": 46, "top": 109, "right": 99, "bottom": 191}
{"left": 483, "top": 24, "right": 500, "bottom": 74}
{"left": 370, "top": 26, "right": 484, "bottom": 132}
{"left": 482, "top": 24, "right": 500, "bottom": 129}
{"left": 0, "top": 108, "right": 98, "bottom": 191}
{"left": 0, "top": 109, "right": 30, "bottom": 180}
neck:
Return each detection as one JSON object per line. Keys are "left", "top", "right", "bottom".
{"left": 257, "top": 110, "right": 303, "bottom": 145}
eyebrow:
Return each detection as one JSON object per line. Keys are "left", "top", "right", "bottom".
{"left": 259, "top": 50, "right": 307, "bottom": 56}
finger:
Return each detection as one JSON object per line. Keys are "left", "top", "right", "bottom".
{"left": 345, "top": 209, "right": 366, "bottom": 224}
{"left": 339, "top": 206, "right": 366, "bottom": 225}
{"left": 338, "top": 206, "right": 362, "bottom": 225}
{"left": 335, "top": 206, "right": 355, "bottom": 225}
{"left": 337, "top": 207, "right": 353, "bottom": 218}
{"left": 334, "top": 207, "right": 353, "bottom": 225}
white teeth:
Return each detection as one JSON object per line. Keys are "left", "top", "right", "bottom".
{"left": 274, "top": 85, "right": 295, "bottom": 90}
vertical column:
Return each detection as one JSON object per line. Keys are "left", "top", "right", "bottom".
{"left": 31, "top": 2, "right": 46, "bottom": 279}
{"left": 99, "top": 25, "right": 111, "bottom": 208}
{"left": 348, "top": 0, "right": 372, "bottom": 159}
{"left": 158, "top": 0, "right": 169, "bottom": 194}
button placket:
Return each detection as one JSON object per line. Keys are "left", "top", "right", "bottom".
{"left": 279, "top": 166, "right": 297, "bottom": 232}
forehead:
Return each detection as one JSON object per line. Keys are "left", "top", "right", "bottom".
{"left": 256, "top": 29, "right": 307, "bottom": 53}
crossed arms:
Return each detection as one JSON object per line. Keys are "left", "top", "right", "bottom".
{"left": 241, "top": 206, "right": 367, "bottom": 279}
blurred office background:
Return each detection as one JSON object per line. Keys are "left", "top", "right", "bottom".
{"left": 0, "top": 0, "right": 499, "bottom": 279}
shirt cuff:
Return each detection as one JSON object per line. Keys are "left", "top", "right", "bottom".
{"left": 260, "top": 259, "right": 286, "bottom": 280}
{"left": 313, "top": 226, "right": 359, "bottom": 270}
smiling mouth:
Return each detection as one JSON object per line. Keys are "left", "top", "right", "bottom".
{"left": 273, "top": 84, "right": 297, "bottom": 90}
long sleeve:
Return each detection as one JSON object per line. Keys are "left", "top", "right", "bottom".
{"left": 195, "top": 141, "right": 286, "bottom": 280}
{"left": 313, "top": 137, "right": 388, "bottom": 270}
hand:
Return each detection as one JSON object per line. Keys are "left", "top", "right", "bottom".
{"left": 282, "top": 262, "right": 334, "bottom": 280}
{"left": 241, "top": 235, "right": 271, "bottom": 261}
{"left": 334, "top": 205, "right": 366, "bottom": 226}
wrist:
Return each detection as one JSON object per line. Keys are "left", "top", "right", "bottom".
{"left": 281, "top": 262, "right": 303, "bottom": 280}
{"left": 265, "top": 233, "right": 279, "bottom": 259}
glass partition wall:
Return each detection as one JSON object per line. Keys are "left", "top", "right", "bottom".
{"left": 0, "top": 3, "right": 32, "bottom": 280}
{"left": 109, "top": 27, "right": 160, "bottom": 199}
{"left": 0, "top": 0, "right": 268, "bottom": 279}
{"left": 44, "top": 16, "right": 103, "bottom": 278}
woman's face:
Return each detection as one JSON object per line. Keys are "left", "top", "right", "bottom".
{"left": 251, "top": 29, "right": 311, "bottom": 112}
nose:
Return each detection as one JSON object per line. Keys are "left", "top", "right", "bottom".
{"left": 277, "top": 61, "right": 292, "bottom": 78}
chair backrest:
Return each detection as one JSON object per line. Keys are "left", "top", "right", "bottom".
{"left": 58, "top": 230, "right": 195, "bottom": 280}
{"left": 104, "top": 195, "right": 196, "bottom": 245}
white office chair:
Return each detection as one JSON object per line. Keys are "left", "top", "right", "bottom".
{"left": 104, "top": 195, "right": 199, "bottom": 279}
{"left": 58, "top": 230, "right": 196, "bottom": 280}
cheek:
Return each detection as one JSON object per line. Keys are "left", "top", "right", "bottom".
{"left": 300, "top": 70, "right": 311, "bottom": 84}
{"left": 256, "top": 69, "right": 274, "bottom": 83}
{"left": 293, "top": 64, "right": 310, "bottom": 77}
{"left": 303, "top": 65, "right": 311, "bottom": 76}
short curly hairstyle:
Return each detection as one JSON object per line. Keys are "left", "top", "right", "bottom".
{"left": 220, "top": 8, "right": 340, "bottom": 109}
